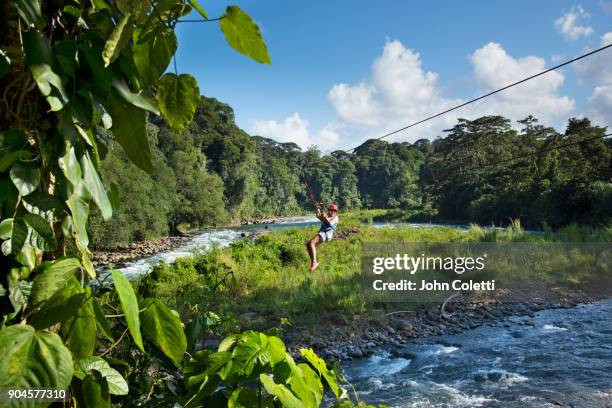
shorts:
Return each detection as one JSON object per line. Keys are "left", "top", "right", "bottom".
{"left": 318, "top": 230, "right": 334, "bottom": 242}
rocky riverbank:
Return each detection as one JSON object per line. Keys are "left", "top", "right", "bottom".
{"left": 93, "top": 236, "right": 187, "bottom": 268}
{"left": 281, "top": 284, "right": 609, "bottom": 362}
{"left": 240, "top": 217, "right": 279, "bottom": 225}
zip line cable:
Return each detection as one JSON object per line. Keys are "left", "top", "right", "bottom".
{"left": 344, "top": 43, "right": 612, "bottom": 153}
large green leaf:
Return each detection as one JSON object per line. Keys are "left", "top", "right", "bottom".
{"left": 8, "top": 219, "right": 28, "bottom": 256}
{"left": 22, "top": 191, "right": 63, "bottom": 221}
{"left": 228, "top": 388, "right": 258, "bottom": 408}
{"left": 133, "top": 26, "right": 177, "bottom": 86}
{"left": 157, "top": 73, "right": 200, "bottom": 132}
{"left": 62, "top": 285, "right": 97, "bottom": 358}
{"left": 112, "top": 78, "right": 160, "bottom": 114}
{"left": 11, "top": 0, "right": 45, "bottom": 29}
{"left": 0, "top": 150, "right": 33, "bottom": 173}
{"left": 116, "top": 0, "right": 148, "bottom": 22}
{"left": 74, "top": 356, "right": 129, "bottom": 395}
{"left": 81, "top": 151, "right": 112, "bottom": 220}
{"left": 66, "top": 191, "right": 89, "bottom": 251}
{"left": 231, "top": 331, "right": 272, "bottom": 376}
{"left": 0, "top": 218, "right": 13, "bottom": 239}
{"left": 268, "top": 335, "right": 286, "bottom": 365}
{"left": 23, "top": 212, "right": 57, "bottom": 249}
{"left": 300, "top": 348, "right": 341, "bottom": 398}
{"left": 59, "top": 145, "right": 82, "bottom": 187}
{"left": 140, "top": 298, "right": 186, "bottom": 366}
{"left": 102, "top": 13, "right": 133, "bottom": 67}
{"left": 10, "top": 161, "right": 40, "bottom": 196}
{"left": 16, "top": 243, "right": 36, "bottom": 273}
{"left": 260, "top": 374, "right": 305, "bottom": 408}
{"left": 74, "top": 371, "right": 111, "bottom": 408}
{"left": 0, "top": 325, "right": 73, "bottom": 393}
{"left": 104, "top": 91, "right": 152, "bottom": 173}
{"left": 184, "top": 350, "right": 230, "bottom": 391}
{"left": 30, "top": 256, "right": 81, "bottom": 307}
{"left": 112, "top": 270, "right": 144, "bottom": 352}
{"left": 293, "top": 363, "right": 323, "bottom": 408}
{"left": 29, "top": 289, "right": 86, "bottom": 330}
{"left": 22, "top": 29, "right": 69, "bottom": 111}
{"left": 79, "top": 43, "right": 113, "bottom": 94}
{"left": 4, "top": 278, "right": 29, "bottom": 320}
{"left": 220, "top": 6, "right": 271, "bottom": 64}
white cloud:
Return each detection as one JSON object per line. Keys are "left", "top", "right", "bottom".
{"left": 551, "top": 53, "right": 565, "bottom": 62}
{"left": 576, "top": 33, "right": 612, "bottom": 128}
{"left": 554, "top": 5, "right": 594, "bottom": 39}
{"left": 587, "top": 85, "right": 612, "bottom": 126}
{"left": 468, "top": 42, "right": 574, "bottom": 124}
{"left": 325, "top": 40, "right": 573, "bottom": 147}
{"left": 250, "top": 113, "right": 340, "bottom": 151}
{"left": 326, "top": 40, "right": 464, "bottom": 146}
{"left": 574, "top": 32, "right": 612, "bottom": 84}
{"left": 327, "top": 83, "right": 380, "bottom": 125}
{"left": 251, "top": 40, "right": 576, "bottom": 151}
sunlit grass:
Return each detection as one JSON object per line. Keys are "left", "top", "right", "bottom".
{"left": 140, "top": 217, "right": 611, "bottom": 331}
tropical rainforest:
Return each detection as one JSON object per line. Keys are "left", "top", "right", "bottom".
{"left": 90, "top": 96, "right": 612, "bottom": 249}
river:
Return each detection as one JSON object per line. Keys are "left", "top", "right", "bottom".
{"left": 344, "top": 299, "right": 612, "bottom": 407}
{"left": 102, "top": 217, "right": 610, "bottom": 407}
{"left": 101, "top": 216, "right": 321, "bottom": 280}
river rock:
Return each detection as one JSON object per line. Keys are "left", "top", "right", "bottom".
{"left": 394, "top": 319, "right": 414, "bottom": 333}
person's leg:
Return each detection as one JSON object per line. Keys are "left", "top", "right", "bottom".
{"left": 306, "top": 235, "right": 323, "bottom": 267}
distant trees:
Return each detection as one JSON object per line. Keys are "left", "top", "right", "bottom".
{"left": 90, "top": 96, "right": 611, "bottom": 248}
{"left": 422, "top": 116, "right": 611, "bottom": 226}
{"left": 353, "top": 140, "right": 424, "bottom": 209}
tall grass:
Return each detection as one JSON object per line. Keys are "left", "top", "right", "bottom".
{"left": 140, "top": 219, "right": 611, "bottom": 332}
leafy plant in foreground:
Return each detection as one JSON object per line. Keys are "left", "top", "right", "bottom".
{"left": 0, "top": 0, "right": 367, "bottom": 406}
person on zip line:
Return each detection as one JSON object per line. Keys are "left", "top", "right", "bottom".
{"left": 306, "top": 203, "right": 339, "bottom": 271}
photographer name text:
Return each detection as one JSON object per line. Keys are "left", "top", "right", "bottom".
{"left": 370, "top": 253, "right": 495, "bottom": 292}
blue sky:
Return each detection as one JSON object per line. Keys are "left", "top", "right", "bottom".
{"left": 175, "top": 1, "right": 612, "bottom": 151}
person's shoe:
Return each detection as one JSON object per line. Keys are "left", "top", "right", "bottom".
{"left": 309, "top": 262, "right": 318, "bottom": 271}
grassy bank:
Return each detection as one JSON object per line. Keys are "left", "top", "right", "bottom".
{"left": 137, "top": 216, "right": 612, "bottom": 336}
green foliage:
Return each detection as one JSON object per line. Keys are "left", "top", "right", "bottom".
{"left": 182, "top": 331, "right": 350, "bottom": 408}
{"left": 105, "top": 91, "right": 153, "bottom": 172}
{"left": 220, "top": 6, "right": 271, "bottom": 64}
{"left": 421, "top": 116, "right": 611, "bottom": 227}
{"left": 133, "top": 26, "right": 177, "bottom": 86}
{"left": 140, "top": 298, "right": 187, "bottom": 366}
{"left": 30, "top": 257, "right": 80, "bottom": 307}
{"left": 2, "top": 0, "right": 358, "bottom": 398}
{"left": 74, "top": 356, "right": 129, "bottom": 395}
{"left": 157, "top": 73, "right": 200, "bottom": 132}
{"left": 10, "top": 161, "right": 40, "bottom": 196}
{"left": 112, "top": 270, "right": 144, "bottom": 352}
{"left": 102, "top": 13, "right": 133, "bottom": 67}
{"left": 0, "top": 325, "right": 74, "bottom": 392}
